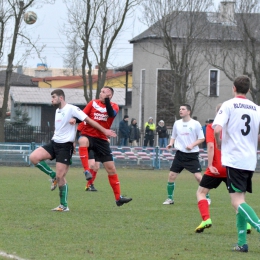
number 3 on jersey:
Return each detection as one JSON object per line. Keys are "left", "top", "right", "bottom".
{"left": 241, "top": 114, "right": 250, "bottom": 136}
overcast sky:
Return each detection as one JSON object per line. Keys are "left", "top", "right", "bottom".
{"left": 13, "top": 0, "right": 222, "bottom": 69}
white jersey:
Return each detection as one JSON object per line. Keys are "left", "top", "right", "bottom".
{"left": 52, "top": 104, "right": 87, "bottom": 143}
{"left": 212, "top": 97, "right": 260, "bottom": 171}
{"left": 171, "top": 118, "right": 204, "bottom": 153}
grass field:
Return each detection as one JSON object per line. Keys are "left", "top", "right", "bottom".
{"left": 1, "top": 166, "right": 260, "bottom": 260}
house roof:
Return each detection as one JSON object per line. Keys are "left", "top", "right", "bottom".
{"left": 10, "top": 87, "right": 128, "bottom": 106}
{"left": 0, "top": 71, "right": 38, "bottom": 87}
{"left": 129, "top": 11, "right": 260, "bottom": 43}
{"left": 31, "top": 70, "right": 131, "bottom": 89}
{"left": 115, "top": 63, "right": 133, "bottom": 72}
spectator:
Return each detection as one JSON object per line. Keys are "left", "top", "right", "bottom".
{"left": 156, "top": 120, "right": 168, "bottom": 148}
{"left": 129, "top": 118, "right": 140, "bottom": 146}
{"left": 144, "top": 117, "right": 156, "bottom": 147}
{"left": 202, "top": 120, "right": 209, "bottom": 149}
{"left": 119, "top": 115, "right": 129, "bottom": 146}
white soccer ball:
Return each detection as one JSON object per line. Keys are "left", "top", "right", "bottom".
{"left": 23, "top": 11, "right": 37, "bottom": 25}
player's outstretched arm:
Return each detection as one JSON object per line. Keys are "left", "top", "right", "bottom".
{"left": 84, "top": 117, "right": 117, "bottom": 137}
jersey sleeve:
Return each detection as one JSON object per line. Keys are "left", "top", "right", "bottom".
{"left": 172, "top": 123, "right": 177, "bottom": 139}
{"left": 83, "top": 101, "right": 93, "bottom": 115}
{"left": 196, "top": 121, "right": 205, "bottom": 139}
{"left": 72, "top": 106, "right": 87, "bottom": 121}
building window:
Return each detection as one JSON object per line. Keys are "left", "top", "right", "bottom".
{"left": 209, "top": 70, "right": 219, "bottom": 96}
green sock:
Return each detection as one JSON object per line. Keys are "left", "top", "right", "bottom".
{"left": 36, "top": 161, "right": 56, "bottom": 178}
{"left": 59, "top": 184, "right": 68, "bottom": 207}
{"left": 236, "top": 212, "right": 247, "bottom": 246}
{"left": 167, "top": 182, "right": 175, "bottom": 200}
{"left": 238, "top": 203, "right": 260, "bottom": 232}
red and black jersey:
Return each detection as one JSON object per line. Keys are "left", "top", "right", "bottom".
{"left": 79, "top": 99, "right": 119, "bottom": 140}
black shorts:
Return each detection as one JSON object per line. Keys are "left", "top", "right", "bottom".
{"left": 226, "top": 166, "right": 253, "bottom": 193}
{"left": 42, "top": 140, "right": 73, "bottom": 165}
{"left": 200, "top": 174, "right": 227, "bottom": 190}
{"left": 170, "top": 150, "right": 201, "bottom": 173}
{"left": 81, "top": 135, "right": 113, "bottom": 163}
{"left": 88, "top": 150, "right": 101, "bottom": 162}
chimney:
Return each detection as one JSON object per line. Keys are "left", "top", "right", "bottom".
{"left": 17, "top": 65, "right": 23, "bottom": 74}
{"left": 220, "top": 1, "right": 235, "bottom": 24}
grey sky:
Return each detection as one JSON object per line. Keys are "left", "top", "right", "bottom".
{"left": 15, "top": 0, "right": 222, "bottom": 69}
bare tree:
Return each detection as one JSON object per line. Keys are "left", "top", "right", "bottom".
{"left": 139, "top": 0, "right": 214, "bottom": 121}
{"left": 204, "top": 0, "right": 260, "bottom": 104}
{"left": 0, "top": 0, "right": 54, "bottom": 142}
{"left": 63, "top": 35, "right": 82, "bottom": 76}
{"left": 63, "top": 0, "right": 139, "bottom": 102}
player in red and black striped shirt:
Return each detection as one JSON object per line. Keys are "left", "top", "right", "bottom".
{"left": 78, "top": 86, "right": 132, "bottom": 206}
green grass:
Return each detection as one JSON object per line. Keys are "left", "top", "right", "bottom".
{"left": 0, "top": 166, "right": 260, "bottom": 259}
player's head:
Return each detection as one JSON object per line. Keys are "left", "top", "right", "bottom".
{"left": 51, "top": 89, "right": 65, "bottom": 107}
{"left": 99, "top": 86, "right": 114, "bottom": 102}
{"left": 179, "top": 104, "right": 191, "bottom": 119}
{"left": 233, "top": 75, "right": 251, "bottom": 94}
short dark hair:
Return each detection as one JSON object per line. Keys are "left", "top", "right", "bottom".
{"left": 233, "top": 75, "right": 251, "bottom": 94}
{"left": 104, "top": 86, "right": 114, "bottom": 95}
{"left": 180, "top": 104, "right": 191, "bottom": 112}
{"left": 51, "top": 89, "right": 65, "bottom": 99}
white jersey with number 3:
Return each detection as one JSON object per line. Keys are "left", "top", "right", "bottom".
{"left": 212, "top": 97, "right": 260, "bottom": 171}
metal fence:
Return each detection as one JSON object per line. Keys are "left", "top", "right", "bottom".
{"left": 2, "top": 142, "right": 260, "bottom": 172}
{"left": 4, "top": 125, "right": 171, "bottom": 146}
{"left": 4, "top": 125, "right": 54, "bottom": 144}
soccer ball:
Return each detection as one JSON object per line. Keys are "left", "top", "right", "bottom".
{"left": 23, "top": 11, "right": 37, "bottom": 25}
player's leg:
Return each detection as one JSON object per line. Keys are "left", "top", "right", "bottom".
{"left": 194, "top": 175, "right": 222, "bottom": 233}
{"left": 103, "top": 160, "right": 132, "bottom": 206}
{"left": 52, "top": 142, "right": 72, "bottom": 212}
{"left": 195, "top": 185, "right": 212, "bottom": 233}
{"left": 86, "top": 160, "right": 99, "bottom": 191}
{"left": 187, "top": 153, "right": 211, "bottom": 204}
{"left": 30, "top": 144, "right": 57, "bottom": 190}
{"left": 52, "top": 162, "right": 70, "bottom": 212}
{"left": 30, "top": 146, "right": 55, "bottom": 178}
{"left": 163, "top": 170, "right": 178, "bottom": 205}
{"left": 78, "top": 136, "right": 92, "bottom": 181}
{"left": 227, "top": 167, "right": 259, "bottom": 252}
{"left": 85, "top": 158, "right": 95, "bottom": 190}
{"left": 232, "top": 193, "right": 260, "bottom": 231}
{"left": 95, "top": 138, "right": 132, "bottom": 206}
{"left": 228, "top": 169, "right": 260, "bottom": 232}
{"left": 193, "top": 171, "right": 212, "bottom": 204}
{"left": 163, "top": 151, "right": 183, "bottom": 205}
{"left": 85, "top": 150, "right": 95, "bottom": 190}
{"left": 195, "top": 186, "right": 212, "bottom": 233}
